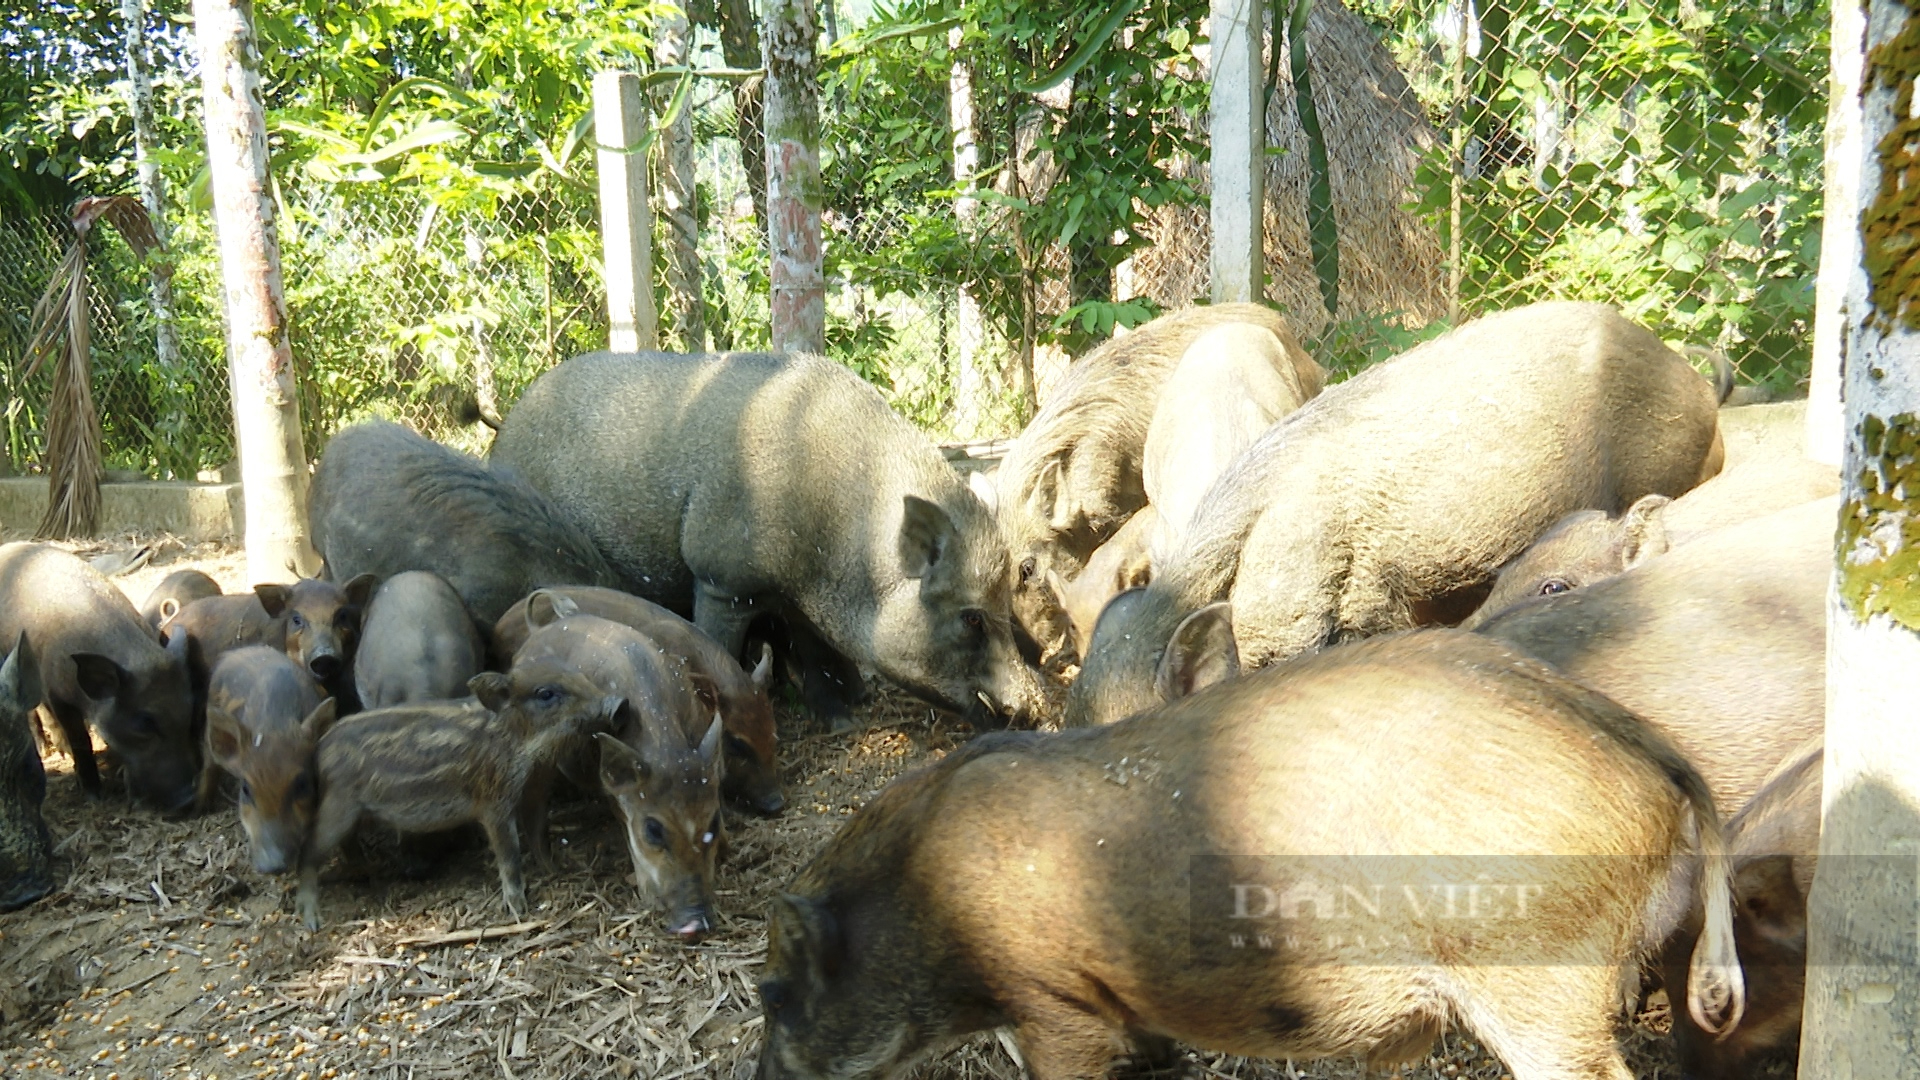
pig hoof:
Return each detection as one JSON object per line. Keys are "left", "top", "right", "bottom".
{"left": 670, "top": 916, "right": 711, "bottom": 942}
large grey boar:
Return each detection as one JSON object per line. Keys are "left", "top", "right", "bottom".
{"left": 989, "top": 303, "right": 1316, "bottom": 658}
{"left": 0, "top": 633, "right": 57, "bottom": 911}
{"left": 755, "top": 630, "right": 1745, "bottom": 1080}
{"left": 1477, "top": 497, "right": 1830, "bottom": 818}
{"left": 1662, "top": 738, "right": 1820, "bottom": 1080}
{"left": 493, "top": 350, "right": 1038, "bottom": 728}
{"left": 0, "top": 543, "right": 196, "bottom": 810}
{"left": 309, "top": 420, "right": 621, "bottom": 626}
{"left": 1142, "top": 321, "right": 1323, "bottom": 562}
{"left": 1067, "top": 302, "right": 1724, "bottom": 727}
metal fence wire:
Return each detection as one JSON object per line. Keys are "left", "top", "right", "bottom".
{"left": 0, "top": 0, "right": 1826, "bottom": 480}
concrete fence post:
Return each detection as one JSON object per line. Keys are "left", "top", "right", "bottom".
{"left": 1210, "top": 0, "right": 1265, "bottom": 304}
{"left": 596, "top": 70, "right": 658, "bottom": 352}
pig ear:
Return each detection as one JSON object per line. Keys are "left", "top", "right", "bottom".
{"left": 1119, "top": 552, "right": 1153, "bottom": 591}
{"left": 749, "top": 641, "right": 774, "bottom": 692}
{"left": 595, "top": 731, "right": 652, "bottom": 788}
{"left": 1734, "top": 855, "right": 1807, "bottom": 948}
{"left": 1027, "top": 458, "right": 1073, "bottom": 532}
{"left": 1154, "top": 603, "right": 1240, "bottom": 704}
{"left": 468, "top": 672, "right": 511, "bottom": 713}
{"left": 342, "top": 573, "right": 378, "bottom": 612}
{"left": 688, "top": 672, "right": 722, "bottom": 717}
{"left": 525, "top": 589, "right": 579, "bottom": 629}
{"left": 205, "top": 706, "right": 247, "bottom": 771}
{"left": 0, "top": 631, "right": 41, "bottom": 711}
{"left": 158, "top": 597, "right": 182, "bottom": 628}
{"left": 1043, "top": 567, "right": 1071, "bottom": 605}
{"left": 698, "top": 713, "right": 724, "bottom": 765}
{"left": 71, "top": 653, "right": 128, "bottom": 703}
{"left": 897, "top": 496, "right": 959, "bottom": 580}
{"left": 302, "top": 698, "right": 340, "bottom": 741}
{"left": 253, "top": 583, "right": 290, "bottom": 618}
{"left": 966, "top": 470, "right": 998, "bottom": 516}
{"left": 164, "top": 622, "right": 190, "bottom": 663}
{"left": 1619, "top": 494, "right": 1672, "bottom": 569}
{"left": 771, "top": 892, "right": 843, "bottom": 988}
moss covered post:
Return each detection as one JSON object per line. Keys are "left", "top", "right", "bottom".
{"left": 1799, "top": 0, "right": 1920, "bottom": 1069}
{"left": 762, "top": 0, "right": 824, "bottom": 356}
{"left": 192, "top": 0, "right": 320, "bottom": 582}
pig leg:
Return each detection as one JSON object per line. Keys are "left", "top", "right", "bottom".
{"left": 1451, "top": 965, "right": 1634, "bottom": 1080}
{"left": 1010, "top": 1004, "right": 1128, "bottom": 1080}
{"left": 47, "top": 700, "right": 102, "bottom": 796}
{"left": 298, "top": 793, "right": 363, "bottom": 931}
{"left": 479, "top": 808, "right": 528, "bottom": 919}
{"left": 517, "top": 763, "right": 555, "bottom": 872}
{"left": 692, "top": 584, "right": 760, "bottom": 662}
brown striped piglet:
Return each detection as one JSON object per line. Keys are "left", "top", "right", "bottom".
{"left": 202, "top": 646, "right": 335, "bottom": 874}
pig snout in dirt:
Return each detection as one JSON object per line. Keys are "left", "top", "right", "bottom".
{"left": 0, "top": 633, "right": 57, "bottom": 911}
{"left": 353, "top": 571, "right": 485, "bottom": 709}
{"left": 204, "top": 647, "right": 335, "bottom": 876}
{"left": 298, "top": 670, "right": 618, "bottom": 930}
{"left": 754, "top": 630, "right": 1745, "bottom": 1080}
{"left": 596, "top": 713, "right": 725, "bottom": 942}
{"left": 310, "top": 420, "right": 621, "bottom": 626}
{"left": 991, "top": 304, "right": 1310, "bottom": 662}
{"left": 1459, "top": 493, "right": 1671, "bottom": 628}
{"left": 0, "top": 543, "right": 200, "bottom": 812}
{"left": 496, "top": 586, "right": 785, "bottom": 816}
{"left": 492, "top": 351, "right": 1040, "bottom": 731}
{"left": 1066, "top": 302, "right": 1724, "bottom": 727}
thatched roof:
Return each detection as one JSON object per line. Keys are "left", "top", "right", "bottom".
{"left": 1131, "top": 0, "right": 1449, "bottom": 334}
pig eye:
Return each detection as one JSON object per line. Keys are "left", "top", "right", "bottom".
{"left": 1018, "top": 556, "right": 1036, "bottom": 584}
{"left": 724, "top": 733, "right": 752, "bottom": 759}
{"left": 534, "top": 685, "right": 562, "bottom": 706}
{"left": 288, "top": 612, "right": 306, "bottom": 630}
{"left": 1537, "top": 579, "right": 1571, "bottom": 596}
{"left": 644, "top": 817, "right": 668, "bottom": 848}
{"left": 961, "top": 610, "right": 986, "bottom": 633}
{"left": 758, "top": 980, "right": 787, "bottom": 1011}
{"left": 130, "top": 712, "right": 161, "bottom": 739}
{"left": 238, "top": 781, "right": 253, "bottom": 805}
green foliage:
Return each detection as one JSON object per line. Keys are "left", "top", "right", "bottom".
{"left": 1306, "top": 309, "right": 1451, "bottom": 382}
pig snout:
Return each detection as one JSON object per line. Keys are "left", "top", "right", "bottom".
{"left": 670, "top": 906, "right": 713, "bottom": 942}
{"left": 135, "top": 769, "right": 202, "bottom": 817}
{"left": 751, "top": 789, "right": 787, "bottom": 816}
{"left": 306, "top": 649, "right": 343, "bottom": 682}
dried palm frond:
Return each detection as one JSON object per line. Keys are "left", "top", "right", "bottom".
{"left": 20, "top": 196, "right": 161, "bottom": 540}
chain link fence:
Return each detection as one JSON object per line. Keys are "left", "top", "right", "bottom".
{"left": 0, "top": 0, "right": 1828, "bottom": 482}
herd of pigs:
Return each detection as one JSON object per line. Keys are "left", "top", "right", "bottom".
{"left": 0, "top": 299, "right": 1844, "bottom": 1079}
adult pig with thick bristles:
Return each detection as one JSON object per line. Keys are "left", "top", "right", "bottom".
{"left": 1142, "top": 322, "right": 1323, "bottom": 563}
{"left": 202, "top": 647, "right": 335, "bottom": 874}
{"left": 0, "top": 633, "right": 57, "bottom": 911}
{"left": 493, "top": 351, "right": 1039, "bottom": 729}
{"left": 353, "top": 571, "right": 485, "bottom": 709}
{"left": 169, "top": 575, "right": 375, "bottom": 705}
{"left": 1067, "top": 302, "right": 1725, "bottom": 727}
{"left": 1661, "top": 739, "right": 1821, "bottom": 1080}
{"left": 494, "top": 586, "right": 782, "bottom": 815}
{"left": 310, "top": 420, "right": 622, "bottom": 626}
{"left": 755, "top": 630, "right": 1746, "bottom": 1080}
{"left": 1044, "top": 505, "right": 1156, "bottom": 660}
{"left": 0, "top": 543, "right": 195, "bottom": 809}
{"left": 1477, "top": 498, "right": 1830, "bottom": 818}
{"left": 510, "top": 613, "right": 725, "bottom": 939}
{"left": 990, "top": 304, "right": 1317, "bottom": 658}
{"left": 296, "top": 666, "right": 620, "bottom": 930}
{"left": 139, "top": 569, "right": 221, "bottom": 632}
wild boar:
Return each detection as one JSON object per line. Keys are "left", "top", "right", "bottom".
{"left": 0, "top": 543, "right": 196, "bottom": 809}
{"left": 139, "top": 569, "right": 221, "bottom": 632}
{"left": 296, "top": 666, "right": 620, "bottom": 930}
{"left": 169, "top": 575, "right": 376, "bottom": 706}
{"left": 1458, "top": 494, "right": 1672, "bottom": 629}
{"left": 509, "top": 613, "right": 725, "bottom": 939}
{"left": 1478, "top": 497, "right": 1830, "bottom": 817}
{"left": 1043, "top": 505, "right": 1156, "bottom": 660}
{"left": 353, "top": 571, "right": 485, "bottom": 709}
{"left": 202, "top": 647, "right": 335, "bottom": 874}
{"left": 1067, "top": 302, "right": 1725, "bottom": 727}
{"left": 989, "top": 304, "right": 1315, "bottom": 658}
{"left": 494, "top": 586, "right": 782, "bottom": 815}
{"left": 0, "top": 633, "right": 56, "bottom": 911}
{"left": 1662, "top": 739, "right": 1820, "bottom": 1079}
{"left": 755, "top": 630, "right": 1745, "bottom": 1080}
{"left": 493, "top": 350, "right": 1039, "bottom": 728}
{"left": 1142, "top": 322, "right": 1323, "bottom": 563}
{"left": 309, "top": 420, "right": 622, "bottom": 626}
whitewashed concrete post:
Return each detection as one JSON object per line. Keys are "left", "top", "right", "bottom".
{"left": 1808, "top": 0, "right": 1867, "bottom": 465}
{"left": 1209, "top": 0, "right": 1264, "bottom": 303}
{"left": 596, "top": 70, "right": 658, "bottom": 352}
{"left": 951, "top": 26, "right": 985, "bottom": 435}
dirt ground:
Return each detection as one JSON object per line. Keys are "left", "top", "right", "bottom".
{"left": 0, "top": 532, "right": 1729, "bottom": 1080}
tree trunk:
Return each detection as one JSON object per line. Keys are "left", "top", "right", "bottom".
{"left": 192, "top": 0, "right": 320, "bottom": 582}
{"left": 656, "top": 7, "right": 706, "bottom": 352}
{"left": 122, "top": 0, "right": 182, "bottom": 378}
{"left": 1798, "top": 1, "right": 1920, "bottom": 1070}
{"left": 763, "top": 0, "right": 825, "bottom": 356}
{"left": 718, "top": 0, "right": 769, "bottom": 232}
